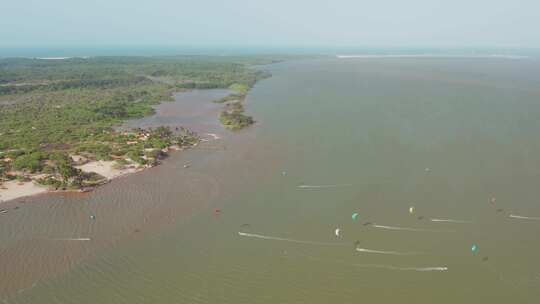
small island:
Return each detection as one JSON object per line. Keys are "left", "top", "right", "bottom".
{"left": 219, "top": 101, "right": 255, "bottom": 130}
{"left": 213, "top": 83, "right": 256, "bottom": 130}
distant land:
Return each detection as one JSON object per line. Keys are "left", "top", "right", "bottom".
{"left": 1, "top": 46, "right": 539, "bottom": 58}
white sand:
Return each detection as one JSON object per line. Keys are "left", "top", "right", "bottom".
{"left": 70, "top": 154, "right": 88, "bottom": 163}
{"left": 36, "top": 57, "right": 71, "bottom": 60}
{"left": 0, "top": 160, "right": 143, "bottom": 203}
{"left": 76, "top": 160, "right": 142, "bottom": 180}
{"left": 336, "top": 54, "right": 529, "bottom": 59}
{"left": 0, "top": 180, "right": 49, "bottom": 203}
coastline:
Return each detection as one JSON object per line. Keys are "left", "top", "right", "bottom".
{"left": 0, "top": 180, "right": 50, "bottom": 203}
{"left": 0, "top": 56, "right": 277, "bottom": 207}
{"left": 0, "top": 88, "right": 244, "bottom": 204}
{"left": 0, "top": 145, "right": 186, "bottom": 204}
{"left": 0, "top": 82, "right": 263, "bottom": 297}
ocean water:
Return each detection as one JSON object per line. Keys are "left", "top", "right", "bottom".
{"left": 3, "top": 57, "right": 540, "bottom": 303}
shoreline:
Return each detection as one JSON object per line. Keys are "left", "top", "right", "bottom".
{"left": 336, "top": 54, "right": 530, "bottom": 59}
{"left": 0, "top": 180, "right": 50, "bottom": 203}
{"left": 1, "top": 68, "right": 270, "bottom": 205}
{"left": 0, "top": 56, "right": 275, "bottom": 207}
{"left": 0, "top": 101, "right": 201, "bottom": 205}
{"left": 0, "top": 140, "right": 205, "bottom": 205}
{"left": 0, "top": 88, "right": 237, "bottom": 204}
{"left": 0, "top": 56, "right": 274, "bottom": 299}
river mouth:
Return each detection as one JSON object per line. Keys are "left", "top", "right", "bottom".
{"left": 5, "top": 57, "right": 540, "bottom": 303}
{"left": 0, "top": 88, "right": 269, "bottom": 299}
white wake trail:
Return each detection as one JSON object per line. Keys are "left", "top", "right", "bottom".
{"left": 430, "top": 218, "right": 472, "bottom": 224}
{"left": 297, "top": 184, "right": 352, "bottom": 189}
{"left": 52, "top": 238, "right": 91, "bottom": 241}
{"left": 206, "top": 133, "right": 221, "bottom": 140}
{"left": 509, "top": 214, "right": 540, "bottom": 221}
{"left": 399, "top": 266, "right": 448, "bottom": 272}
{"left": 238, "top": 232, "right": 343, "bottom": 246}
{"left": 356, "top": 247, "right": 421, "bottom": 256}
{"left": 372, "top": 224, "right": 452, "bottom": 233}
{"left": 304, "top": 256, "right": 448, "bottom": 272}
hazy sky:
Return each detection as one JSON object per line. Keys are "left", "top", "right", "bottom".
{"left": 1, "top": 0, "right": 539, "bottom": 48}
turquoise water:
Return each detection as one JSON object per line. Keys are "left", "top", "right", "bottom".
{"left": 4, "top": 57, "right": 540, "bottom": 303}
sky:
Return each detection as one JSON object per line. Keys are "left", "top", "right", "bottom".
{"left": 1, "top": 0, "right": 539, "bottom": 49}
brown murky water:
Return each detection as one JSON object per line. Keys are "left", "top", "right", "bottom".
{"left": 3, "top": 58, "right": 540, "bottom": 303}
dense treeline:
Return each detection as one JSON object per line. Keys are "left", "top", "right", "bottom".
{"left": 0, "top": 76, "right": 149, "bottom": 95}
{"left": 0, "top": 55, "right": 284, "bottom": 185}
{"left": 0, "top": 56, "right": 276, "bottom": 149}
{"left": 0, "top": 56, "right": 274, "bottom": 90}
{"left": 1, "top": 126, "right": 199, "bottom": 189}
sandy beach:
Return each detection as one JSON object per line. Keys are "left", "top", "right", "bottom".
{"left": 76, "top": 160, "right": 143, "bottom": 180}
{"left": 0, "top": 161, "right": 143, "bottom": 204}
{"left": 0, "top": 89, "right": 229, "bottom": 205}
{"left": 0, "top": 180, "right": 49, "bottom": 203}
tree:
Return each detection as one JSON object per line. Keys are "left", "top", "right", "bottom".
{"left": 152, "top": 126, "right": 173, "bottom": 138}
{"left": 57, "top": 163, "right": 82, "bottom": 184}
{"left": 11, "top": 152, "right": 44, "bottom": 173}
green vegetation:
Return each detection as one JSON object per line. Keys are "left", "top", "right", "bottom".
{"left": 5, "top": 149, "right": 85, "bottom": 188}
{"left": 0, "top": 56, "right": 278, "bottom": 150}
{"left": 219, "top": 102, "right": 255, "bottom": 131}
{"left": 0, "top": 126, "right": 199, "bottom": 189}
{"left": 214, "top": 82, "right": 257, "bottom": 131}
{"left": 229, "top": 83, "right": 250, "bottom": 95}
{"left": 212, "top": 93, "right": 245, "bottom": 104}
{"left": 0, "top": 55, "right": 284, "bottom": 188}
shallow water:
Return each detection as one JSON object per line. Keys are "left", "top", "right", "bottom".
{"left": 3, "top": 58, "right": 540, "bottom": 303}
{"left": 122, "top": 89, "right": 231, "bottom": 135}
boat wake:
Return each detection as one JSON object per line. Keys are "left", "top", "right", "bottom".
{"left": 52, "top": 238, "right": 91, "bottom": 241}
{"left": 509, "top": 214, "right": 540, "bottom": 221}
{"left": 304, "top": 255, "right": 448, "bottom": 272}
{"left": 238, "top": 232, "right": 343, "bottom": 246}
{"left": 396, "top": 266, "right": 448, "bottom": 272}
{"left": 372, "top": 224, "right": 451, "bottom": 232}
{"left": 206, "top": 133, "right": 221, "bottom": 140}
{"left": 356, "top": 247, "right": 422, "bottom": 255}
{"left": 297, "top": 184, "right": 352, "bottom": 189}
{"left": 429, "top": 218, "right": 472, "bottom": 224}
